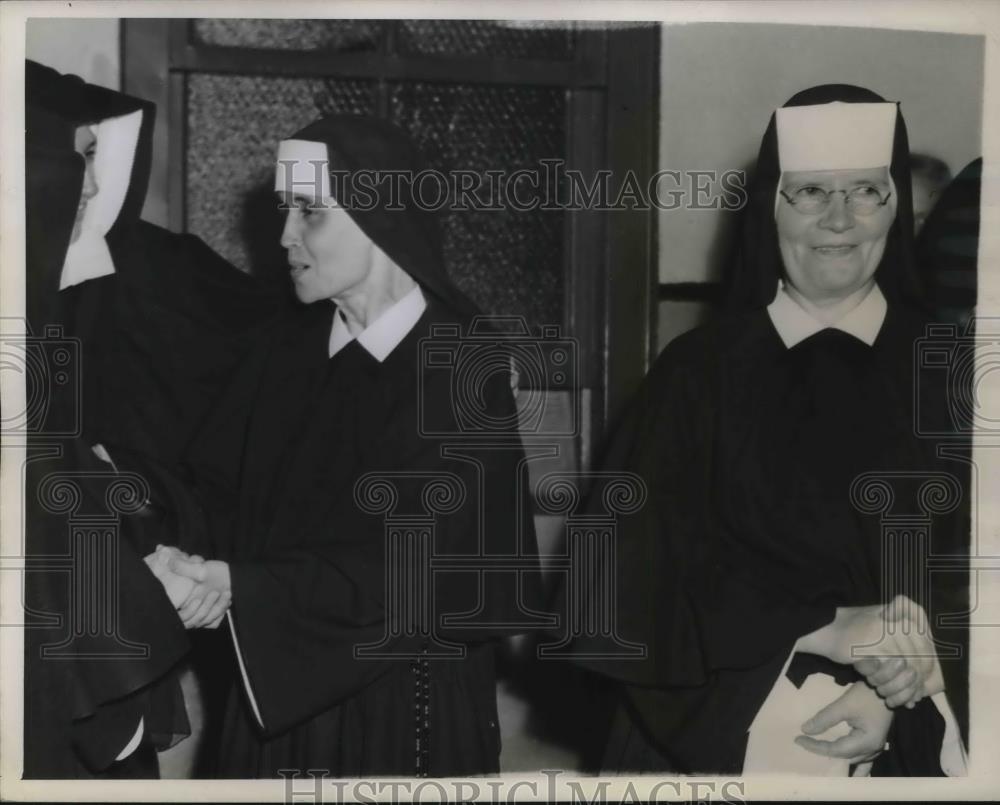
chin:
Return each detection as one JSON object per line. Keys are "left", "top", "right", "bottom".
{"left": 295, "top": 293, "right": 325, "bottom": 306}
{"left": 809, "top": 262, "right": 865, "bottom": 290}
{"left": 292, "top": 285, "right": 322, "bottom": 305}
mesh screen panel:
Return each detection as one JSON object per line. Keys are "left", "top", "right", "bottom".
{"left": 396, "top": 20, "right": 574, "bottom": 60}
{"left": 193, "top": 19, "right": 383, "bottom": 51}
{"left": 184, "top": 24, "right": 572, "bottom": 326}
{"left": 390, "top": 82, "right": 566, "bottom": 327}
{"left": 186, "top": 74, "right": 375, "bottom": 275}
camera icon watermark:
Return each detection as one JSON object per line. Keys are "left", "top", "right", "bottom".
{"left": 0, "top": 321, "right": 81, "bottom": 439}
{"left": 418, "top": 316, "right": 579, "bottom": 439}
{"left": 914, "top": 318, "right": 1000, "bottom": 437}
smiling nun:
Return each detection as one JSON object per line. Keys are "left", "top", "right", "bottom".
{"left": 570, "top": 85, "right": 969, "bottom": 776}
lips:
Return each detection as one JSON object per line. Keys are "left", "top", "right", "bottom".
{"left": 813, "top": 244, "right": 856, "bottom": 256}
{"left": 289, "top": 262, "right": 310, "bottom": 279}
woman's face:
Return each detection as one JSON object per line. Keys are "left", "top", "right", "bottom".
{"left": 71, "top": 126, "right": 99, "bottom": 243}
{"left": 278, "top": 191, "right": 374, "bottom": 305}
{"left": 775, "top": 167, "right": 895, "bottom": 305}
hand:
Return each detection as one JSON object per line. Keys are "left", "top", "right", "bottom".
{"left": 850, "top": 595, "right": 937, "bottom": 709}
{"left": 854, "top": 651, "right": 945, "bottom": 710}
{"left": 144, "top": 545, "right": 198, "bottom": 609}
{"left": 795, "top": 680, "right": 893, "bottom": 765}
{"left": 798, "top": 595, "right": 937, "bottom": 709}
{"left": 169, "top": 556, "right": 231, "bottom": 629}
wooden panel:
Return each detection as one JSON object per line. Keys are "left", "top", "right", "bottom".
{"left": 602, "top": 25, "right": 660, "bottom": 432}
{"left": 171, "top": 43, "right": 606, "bottom": 88}
{"left": 657, "top": 281, "right": 724, "bottom": 302}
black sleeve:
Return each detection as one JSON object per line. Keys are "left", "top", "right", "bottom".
{"left": 227, "top": 367, "right": 540, "bottom": 736}
{"left": 571, "top": 335, "right": 835, "bottom": 688}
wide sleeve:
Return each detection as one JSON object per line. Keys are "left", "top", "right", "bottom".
{"left": 178, "top": 331, "right": 279, "bottom": 558}
{"left": 23, "top": 443, "right": 191, "bottom": 776}
{"left": 571, "top": 331, "right": 836, "bottom": 689}
{"left": 224, "top": 363, "right": 539, "bottom": 736}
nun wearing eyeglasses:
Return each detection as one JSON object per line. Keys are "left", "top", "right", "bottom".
{"left": 570, "top": 85, "right": 969, "bottom": 776}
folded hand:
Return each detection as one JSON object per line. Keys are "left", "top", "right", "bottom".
{"left": 168, "top": 554, "right": 232, "bottom": 630}
{"left": 799, "top": 595, "right": 938, "bottom": 710}
{"left": 848, "top": 595, "right": 939, "bottom": 709}
{"left": 144, "top": 545, "right": 197, "bottom": 609}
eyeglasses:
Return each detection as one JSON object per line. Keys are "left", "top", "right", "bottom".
{"left": 779, "top": 185, "right": 893, "bottom": 216}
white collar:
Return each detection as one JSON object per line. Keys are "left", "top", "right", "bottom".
{"left": 767, "top": 282, "right": 887, "bottom": 348}
{"left": 328, "top": 285, "right": 427, "bottom": 361}
{"left": 60, "top": 109, "right": 144, "bottom": 290}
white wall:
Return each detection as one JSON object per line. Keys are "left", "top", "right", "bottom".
{"left": 658, "top": 23, "right": 985, "bottom": 285}
{"left": 25, "top": 18, "right": 120, "bottom": 89}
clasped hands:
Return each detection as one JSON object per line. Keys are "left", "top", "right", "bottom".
{"left": 793, "top": 594, "right": 944, "bottom": 765}
{"left": 834, "top": 594, "right": 943, "bottom": 709}
{"left": 144, "top": 545, "right": 232, "bottom": 629}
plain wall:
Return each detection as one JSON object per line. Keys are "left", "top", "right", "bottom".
{"left": 658, "top": 23, "right": 985, "bottom": 286}
{"left": 25, "top": 18, "right": 120, "bottom": 90}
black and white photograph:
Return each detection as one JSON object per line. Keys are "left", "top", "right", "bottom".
{"left": 1, "top": 1, "right": 998, "bottom": 801}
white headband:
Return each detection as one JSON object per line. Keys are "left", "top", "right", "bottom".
{"left": 776, "top": 102, "right": 896, "bottom": 172}
{"left": 60, "top": 108, "right": 143, "bottom": 290}
{"left": 274, "top": 139, "right": 332, "bottom": 200}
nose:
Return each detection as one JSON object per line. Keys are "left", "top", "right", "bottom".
{"left": 80, "top": 161, "right": 99, "bottom": 203}
{"left": 818, "top": 191, "right": 854, "bottom": 233}
{"left": 280, "top": 210, "right": 301, "bottom": 250}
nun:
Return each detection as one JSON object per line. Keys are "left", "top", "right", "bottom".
{"left": 164, "top": 116, "right": 542, "bottom": 777}
{"left": 24, "top": 65, "right": 192, "bottom": 778}
{"left": 23, "top": 60, "right": 278, "bottom": 777}
{"left": 569, "top": 85, "right": 969, "bottom": 776}
{"left": 25, "top": 60, "right": 278, "bottom": 478}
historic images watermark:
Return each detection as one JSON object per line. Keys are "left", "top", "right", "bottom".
{"left": 1, "top": 317, "right": 153, "bottom": 656}
{"left": 279, "top": 768, "right": 748, "bottom": 804}
{"left": 1, "top": 319, "right": 82, "bottom": 439}
{"left": 837, "top": 316, "right": 1000, "bottom": 661}
{"left": 6, "top": 306, "right": 998, "bottom": 669}
{"left": 352, "top": 314, "right": 1000, "bottom": 665}
{"left": 276, "top": 159, "right": 748, "bottom": 213}
{"left": 347, "top": 314, "right": 656, "bottom": 660}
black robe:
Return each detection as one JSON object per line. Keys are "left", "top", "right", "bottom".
{"left": 22, "top": 439, "right": 192, "bottom": 778}
{"left": 571, "top": 303, "right": 969, "bottom": 774}
{"left": 23, "top": 60, "right": 279, "bottom": 777}
{"left": 916, "top": 157, "right": 981, "bottom": 327}
{"left": 184, "top": 298, "right": 542, "bottom": 777}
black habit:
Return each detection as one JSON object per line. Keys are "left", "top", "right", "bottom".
{"left": 23, "top": 61, "right": 276, "bottom": 777}
{"left": 571, "top": 85, "right": 970, "bottom": 775}
{"left": 182, "top": 116, "right": 542, "bottom": 777}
